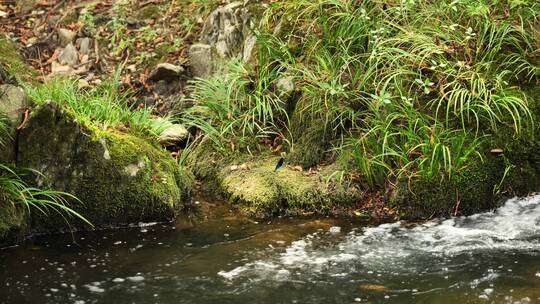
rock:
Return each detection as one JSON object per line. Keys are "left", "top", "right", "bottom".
{"left": 0, "top": 84, "right": 27, "bottom": 163}
{"left": 148, "top": 63, "right": 184, "bottom": 82}
{"left": 490, "top": 148, "right": 504, "bottom": 155}
{"left": 328, "top": 226, "right": 341, "bottom": 235}
{"left": 157, "top": 124, "right": 189, "bottom": 146}
{"left": 188, "top": 43, "right": 214, "bottom": 78}
{"left": 57, "top": 28, "right": 76, "bottom": 46}
{"left": 79, "top": 37, "right": 91, "bottom": 55}
{"left": 58, "top": 43, "right": 79, "bottom": 66}
{"left": 50, "top": 62, "right": 74, "bottom": 77}
{"left": 17, "top": 102, "right": 192, "bottom": 229}
{"left": 0, "top": 84, "right": 27, "bottom": 125}
{"left": 77, "top": 79, "right": 90, "bottom": 90}
{"left": 200, "top": 2, "right": 255, "bottom": 59}
{"left": 275, "top": 77, "right": 295, "bottom": 96}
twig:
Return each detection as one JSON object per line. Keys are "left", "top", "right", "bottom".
{"left": 17, "top": 109, "right": 29, "bottom": 130}
{"left": 94, "top": 38, "right": 100, "bottom": 64}
{"left": 453, "top": 189, "right": 461, "bottom": 216}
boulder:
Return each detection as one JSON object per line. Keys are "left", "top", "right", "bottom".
{"left": 17, "top": 102, "right": 192, "bottom": 228}
{"left": 0, "top": 84, "right": 27, "bottom": 163}
{"left": 158, "top": 124, "right": 189, "bottom": 146}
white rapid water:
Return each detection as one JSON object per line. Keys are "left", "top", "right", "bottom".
{"left": 219, "top": 195, "right": 540, "bottom": 281}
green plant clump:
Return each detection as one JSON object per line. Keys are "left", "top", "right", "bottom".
{"left": 184, "top": 0, "right": 539, "bottom": 194}
{"left": 25, "top": 77, "right": 174, "bottom": 137}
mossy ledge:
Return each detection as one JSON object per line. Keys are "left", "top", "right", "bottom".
{"left": 16, "top": 101, "right": 191, "bottom": 232}
{"left": 188, "top": 143, "right": 363, "bottom": 217}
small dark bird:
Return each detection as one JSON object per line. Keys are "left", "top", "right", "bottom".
{"left": 274, "top": 157, "right": 285, "bottom": 172}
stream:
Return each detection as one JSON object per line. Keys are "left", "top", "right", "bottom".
{"left": 1, "top": 195, "right": 540, "bottom": 304}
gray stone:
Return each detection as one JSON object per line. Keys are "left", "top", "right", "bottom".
{"left": 58, "top": 43, "right": 79, "bottom": 66}
{"left": 0, "top": 84, "right": 27, "bottom": 125}
{"left": 188, "top": 43, "right": 213, "bottom": 78}
{"left": 148, "top": 63, "right": 184, "bottom": 82}
{"left": 158, "top": 124, "right": 189, "bottom": 146}
{"left": 198, "top": 1, "right": 258, "bottom": 62}
{"left": 57, "top": 28, "right": 76, "bottom": 46}
{"left": 79, "top": 37, "right": 91, "bottom": 55}
{"left": 0, "top": 84, "right": 27, "bottom": 163}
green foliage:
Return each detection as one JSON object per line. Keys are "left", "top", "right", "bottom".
{"left": 182, "top": 60, "right": 288, "bottom": 154}
{"left": 108, "top": 1, "right": 132, "bottom": 55}
{"left": 79, "top": 4, "right": 97, "bottom": 35}
{"left": 185, "top": 0, "right": 539, "bottom": 188}
{"left": 0, "top": 164, "right": 92, "bottom": 228}
{"left": 25, "top": 77, "right": 171, "bottom": 137}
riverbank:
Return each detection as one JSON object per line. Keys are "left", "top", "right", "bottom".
{"left": 0, "top": 0, "right": 539, "bottom": 245}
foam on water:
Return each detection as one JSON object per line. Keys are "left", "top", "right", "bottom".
{"left": 218, "top": 195, "right": 540, "bottom": 280}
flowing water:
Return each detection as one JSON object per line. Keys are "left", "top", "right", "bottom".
{"left": 1, "top": 195, "right": 540, "bottom": 304}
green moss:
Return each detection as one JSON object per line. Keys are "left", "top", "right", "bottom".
{"left": 0, "top": 35, "right": 36, "bottom": 83}
{"left": 189, "top": 143, "right": 361, "bottom": 216}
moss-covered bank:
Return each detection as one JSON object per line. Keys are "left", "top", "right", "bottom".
{"left": 188, "top": 143, "right": 362, "bottom": 217}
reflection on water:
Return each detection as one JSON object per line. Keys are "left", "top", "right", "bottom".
{"left": 1, "top": 196, "right": 540, "bottom": 304}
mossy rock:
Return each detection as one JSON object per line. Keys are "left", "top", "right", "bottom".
{"left": 392, "top": 131, "right": 540, "bottom": 220}
{"left": 17, "top": 102, "right": 191, "bottom": 230}
{"left": 189, "top": 144, "right": 362, "bottom": 216}
{"left": 390, "top": 154, "right": 507, "bottom": 220}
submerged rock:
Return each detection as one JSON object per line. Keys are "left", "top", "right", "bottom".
{"left": 17, "top": 102, "right": 191, "bottom": 229}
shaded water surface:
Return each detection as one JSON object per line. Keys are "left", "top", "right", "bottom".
{"left": 1, "top": 196, "right": 540, "bottom": 303}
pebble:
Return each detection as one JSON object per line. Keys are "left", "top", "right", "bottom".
{"left": 127, "top": 276, "right": 145, "bottom": 282}
{"left": 329, "top": 226, "right": 341, "bottom": 235}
